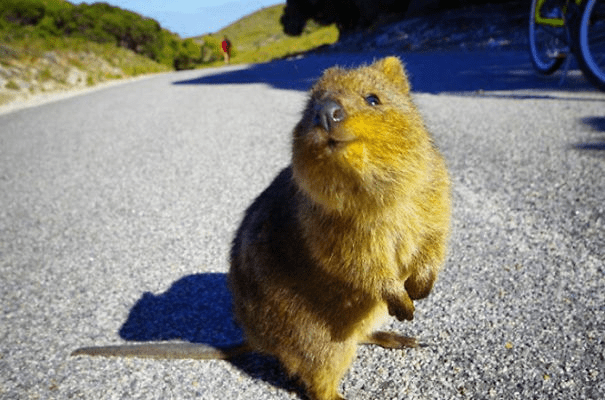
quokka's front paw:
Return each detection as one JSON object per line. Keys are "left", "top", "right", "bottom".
{"left": 386, "top": 291, "right": 415, "bottom": 321}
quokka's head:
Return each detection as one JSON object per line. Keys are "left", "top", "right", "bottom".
{"left": 292, "top": 57, "right": 433, "bottom": 213}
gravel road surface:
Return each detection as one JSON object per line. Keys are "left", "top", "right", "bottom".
{"left": 1, "top": 50, "right": 604, "bottom": 399}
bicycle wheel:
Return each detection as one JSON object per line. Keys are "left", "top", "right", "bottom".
{"left": 576, "top": 0, "right": 605, "bottom": 91}
{"left": 529, "top": 0, "right": 567, "bottom": 74}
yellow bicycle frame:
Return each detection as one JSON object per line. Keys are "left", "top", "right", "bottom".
{"left": 535, "top": 0, "right": 583, "bottom": 27}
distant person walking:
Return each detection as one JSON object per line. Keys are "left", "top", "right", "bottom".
{"left": 221, "top": 36, "right": 231, "bottom": 64}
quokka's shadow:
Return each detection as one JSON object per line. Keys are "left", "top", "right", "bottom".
{"left": 118, "top": 272, "right": 304, "bottom": 396}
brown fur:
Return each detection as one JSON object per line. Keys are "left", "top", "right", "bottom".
{"left": 72, "top": 57, "right": 451, "bottom": 400}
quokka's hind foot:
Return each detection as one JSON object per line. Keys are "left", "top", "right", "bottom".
{"left": 364, "top": 331, "right": 418, "bottom": 349}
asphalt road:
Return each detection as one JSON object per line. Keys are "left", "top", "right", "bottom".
{"left": 1, "top": 50, "right": 604, "bottom": 400}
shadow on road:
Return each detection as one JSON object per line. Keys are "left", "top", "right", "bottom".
{"left": 582, "top": 116, "right": 605, "bottom": 132}
{"left": 173, "top": 51, "right": 600, "bottom": 95}
{"left": 117, "top": 272, "right": 304, "bottom": 397}
{"left": 571, "top": 116, "right": 605, "bottom": 151}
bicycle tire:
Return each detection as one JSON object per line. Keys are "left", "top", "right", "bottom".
{"left": 529, "top": 0, "right": 566, "bottom": 74}
{"left": 576, "top": 0, "right": 605, "bottom": 91}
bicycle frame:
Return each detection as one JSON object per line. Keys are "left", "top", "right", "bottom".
{"left": 534, "top": 0, "right": 583, "bottom": 27}
{"left": 530, "top": 0, "right": 605, "bottom": 89}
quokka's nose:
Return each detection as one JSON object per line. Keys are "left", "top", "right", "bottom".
{"left": 313, "top": 99, "right": 345, "bottom": 132}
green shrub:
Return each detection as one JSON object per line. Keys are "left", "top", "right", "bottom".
{"left": 200, "top": 36, "right": 223, "bottom": 63}
{"left": 202, "top": 38, "right": 218, "bottom": 62}
{"left": 173, "top": 38, "right": 200, "bottom": 70}
{"left": 5, "top": 79, "right": 20, "bottom": 90}
{"left": 36, "top": 14, "right": 60, "bottom": 37}
{"left": 39, "top": 67, "right": 52, "bottom": 81}
{"left": 1, "top": 0, "right": 46, "bottom": 25}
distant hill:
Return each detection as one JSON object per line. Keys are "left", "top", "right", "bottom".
{"left": 194, "top": 4, "right": 339, "bottom": 66}
{"left": 0, "top": 0, "right": 205, "bottom": 106}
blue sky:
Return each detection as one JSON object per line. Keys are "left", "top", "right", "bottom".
{"left": 77, "top": 1, "right": 283, "bottom": 38}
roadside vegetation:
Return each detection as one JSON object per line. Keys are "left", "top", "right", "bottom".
{"left": 0, "top": 0, "right": 200, "bottom": 69}
{"left": 0, "top": 0, "right": 337, "bottom": 106}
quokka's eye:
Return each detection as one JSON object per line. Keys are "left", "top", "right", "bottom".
{"left": 365, "top": 94, "right": 381, "bottom": 106}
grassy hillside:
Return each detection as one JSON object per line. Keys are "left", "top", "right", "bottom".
{"left": 0, "top": 0, "right": 201, "bottom": 106}
{"left": 0, "top": 1, "right": 338, "bottom": 106}
{"left": 197, "top": 4, "right": 339, "bottom": 66}
{"left": 0, "top": 0, "right": 202, "bottom": 69}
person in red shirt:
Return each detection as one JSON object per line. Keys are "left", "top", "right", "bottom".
{"left": 221, "top": 36, "right": 231, "bottom": 64}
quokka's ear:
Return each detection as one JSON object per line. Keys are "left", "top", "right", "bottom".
{"left": 373, "top": 56, "right": 411, "bottom": 93}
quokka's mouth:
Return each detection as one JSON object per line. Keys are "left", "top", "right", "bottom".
{"left": 325, "top": 134, "right": 356, "bottom": 151}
